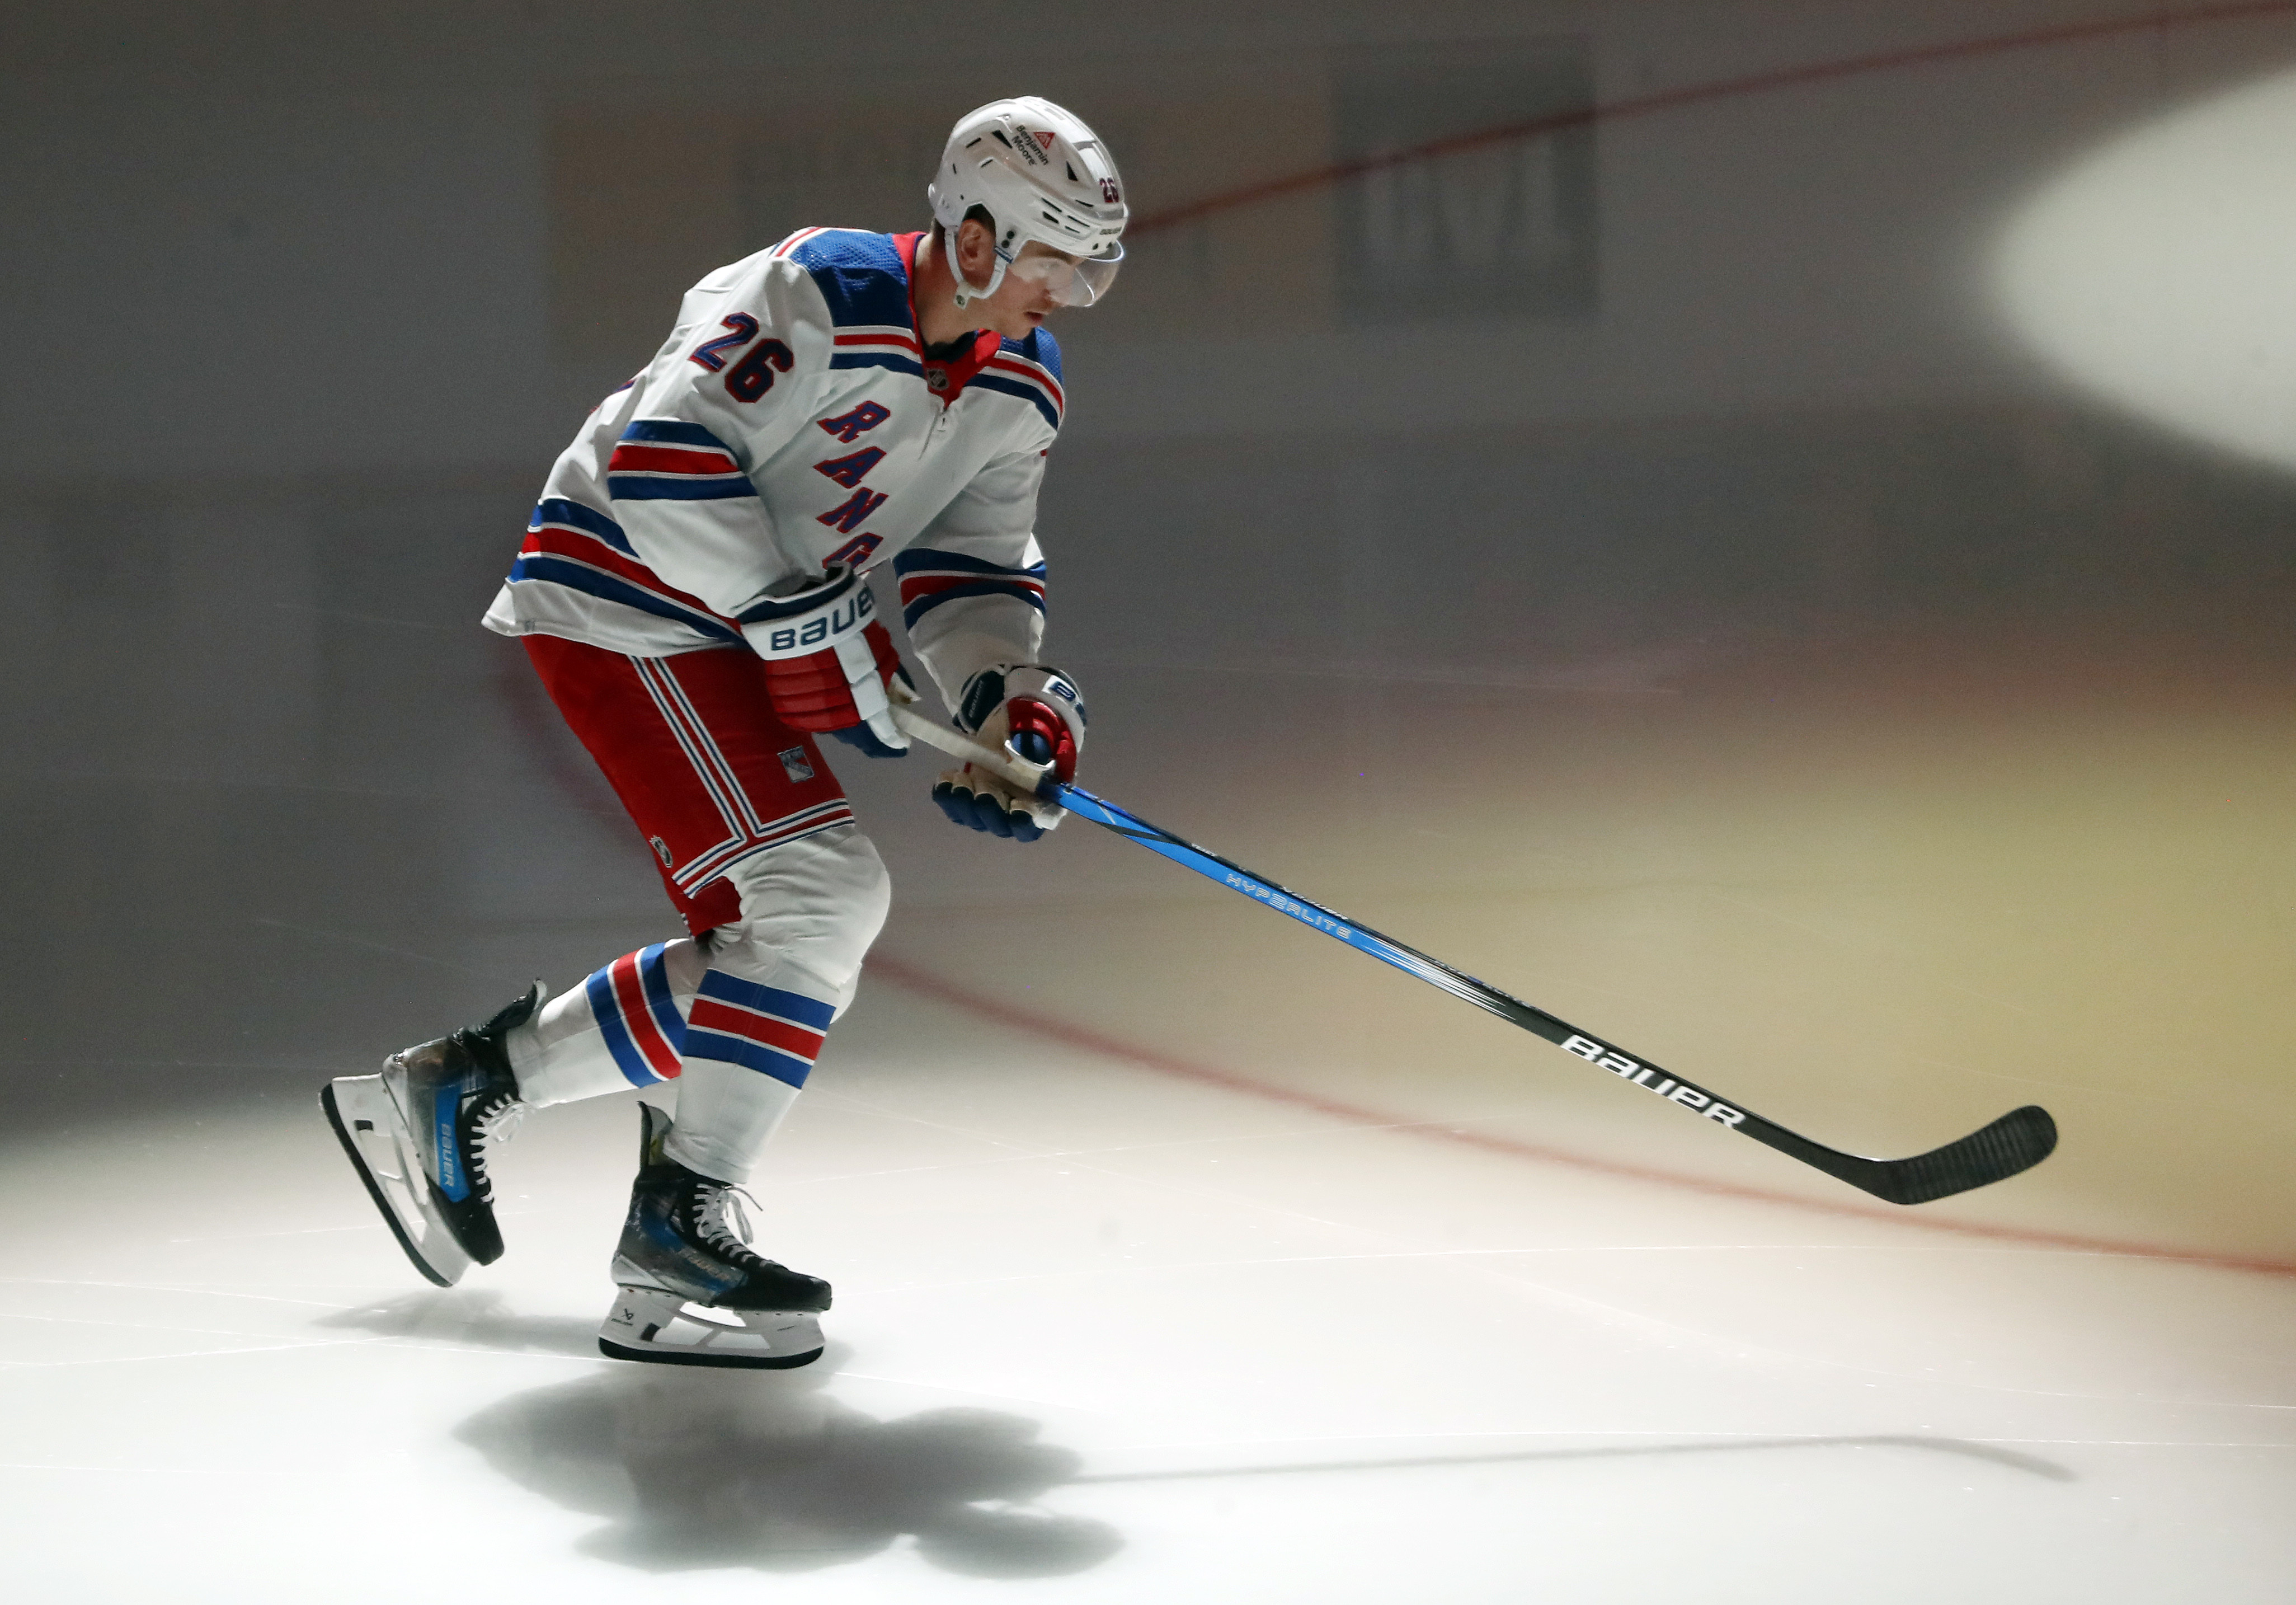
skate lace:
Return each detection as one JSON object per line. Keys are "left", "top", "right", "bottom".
{"left": 469, "top": 1091, "right": 530, "bottom": 1202}
{"left": 692, "top": 1181, "right": 773, "bottom": 1271}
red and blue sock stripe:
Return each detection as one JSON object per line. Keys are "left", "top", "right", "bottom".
{"left": 586, "top": 942, "right": 688, "bottom": 1087}
{"left": 682, "top": 971, "right": 835, "bottom": 1089}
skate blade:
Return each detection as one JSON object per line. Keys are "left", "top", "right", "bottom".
{"left": 322, "top": 1076, "right": 473, "bottom": 1289}
{"left": 597, "top": 1284, "right": 825, "bottom": 1371}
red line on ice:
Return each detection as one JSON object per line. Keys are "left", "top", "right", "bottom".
{"left": 869, "top": 955, "right": 2296, "bottom": 1280}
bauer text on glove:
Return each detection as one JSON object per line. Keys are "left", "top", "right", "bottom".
{"left": 738, "top": 566, "right": 912, "bottom": 757}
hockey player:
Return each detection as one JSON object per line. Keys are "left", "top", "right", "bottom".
{"left": 322, "top": 97, "right": 1122, "bottom": 1369}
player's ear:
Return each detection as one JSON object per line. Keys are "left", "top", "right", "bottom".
{"left": 957, "top": 218, "right": 995, "bottom": 282}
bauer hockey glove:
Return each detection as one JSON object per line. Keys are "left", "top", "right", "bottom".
{"left": 933, "top": 665, "right": 1086, "bottom": 841}
{"left": 737, "top": 565, "right": 914, "bottom": 758}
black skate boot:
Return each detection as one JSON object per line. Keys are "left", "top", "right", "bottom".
{"left": 597, "top": 1103, "right": 830, "bottom": 1369}
{"left": 321, "top": 983, "right": 541, "bottom": 1287}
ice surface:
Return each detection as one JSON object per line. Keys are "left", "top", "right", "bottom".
{"left": 3, "top": 940, "right": 2292, "bottom": 1601}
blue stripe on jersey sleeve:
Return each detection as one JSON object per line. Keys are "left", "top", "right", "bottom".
{"left": 506, "top": 553, "right": 743, "bottom": 643}
{"left": 695, "top": 970, "right": 837, "bottom": 1030}
{"left": 620, "top": 418, "right": 739, "bottom": 452}
{"left": 902, "top": 579, "right": 1049, "bottom": 631}
{"left": 893, "top": 547, "right": 1048, "bottom": 581}
{"left": 969, "top": 372, "right": 1061, "bottom": 431}
{"left": 530, "top": 497, "right": 636, "bottom": 556}
{"left": 606, "top": 472, "right": 760, "bottom": 502}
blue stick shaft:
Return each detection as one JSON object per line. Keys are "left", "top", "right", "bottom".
{"left": 886, "top": 703, "right": 2054, "bottom": 1203}
{"left": 1049, "top": 782, "right": 1535, "bottom": 1026}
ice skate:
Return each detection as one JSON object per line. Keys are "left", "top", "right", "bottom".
{"left": 597, "top": 1104, "right": 830, "bottom": 1369}
{"left": 320, "top": 983, "right": 540, "bottom": 1287}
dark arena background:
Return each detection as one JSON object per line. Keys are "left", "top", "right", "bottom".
{"left": 4, "top": 3, "right": 2294, "bottom": 1598}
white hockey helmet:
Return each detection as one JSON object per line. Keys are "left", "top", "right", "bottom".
{"left": 927, "top": 96, "right": 1127, "bottom": 308}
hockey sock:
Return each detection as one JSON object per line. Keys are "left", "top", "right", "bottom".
{"left": 503, "top": 938, "right": 709, "bottom": 1106}
{"left": 660, "top": 828, "right": 886, "bottom": 1179}
{"left": 662, "top": 970, "right": 835, "bottom": 1182}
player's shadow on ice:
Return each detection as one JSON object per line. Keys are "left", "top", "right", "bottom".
{"left": 323, "top": 1290, "right": 2074, "bottom": 1579}
{"left": 320, "top": 1289, "right": 1121, "bottom": 1578}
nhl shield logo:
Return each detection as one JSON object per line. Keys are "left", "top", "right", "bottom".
{"left": 925, "top": 368, "right": 949, "bottom": 393}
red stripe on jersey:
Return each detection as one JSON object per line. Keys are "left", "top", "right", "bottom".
{"left": 609, "top": 952, "right": 684, "bottom": 1078}
{"left": 984, "top": 355, "right": 1064, "bottom": 410}
{"left": 607, "top": 442, "right": 740, "bottom": 476}
{"left": 686, "top": 998, "right": 826, "bottom": 1062}
{"left": 835, "top": 331, "right": 921, "bottom": 353}
{"left": 897, "top": 572, "right": 1047, "bottom": 602}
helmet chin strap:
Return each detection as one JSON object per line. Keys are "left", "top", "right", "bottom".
{"left": 950, "top": 243, "right": 1010, "bottom": 311}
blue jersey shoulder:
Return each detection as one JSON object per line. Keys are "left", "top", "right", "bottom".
{"left": 1001, "top": 326, "right": 1061, "bottom": 382}
{"left": 785, "top": 229, "right": 911, "bottom": 330}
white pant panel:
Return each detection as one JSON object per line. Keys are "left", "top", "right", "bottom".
{"left": 703, "top": 825, "right": 892, "bottom": 1017}
{"left": 666, "top": 825, "right": 892, "bottom": 1182}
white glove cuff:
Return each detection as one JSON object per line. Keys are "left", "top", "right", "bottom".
{"left": 736, "top": 564, "right": 876, "bottom": 661}
{"left": 834, "top": 633, "right": 891, "bottom": 722}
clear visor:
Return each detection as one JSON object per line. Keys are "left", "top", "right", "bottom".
{"left": 1005, "top": 240, "right": 1124, "bottom": 307}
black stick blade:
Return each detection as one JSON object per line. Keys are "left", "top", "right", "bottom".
{"left": 1860, "top": 1105, "right": 2058, "bottom": 1205}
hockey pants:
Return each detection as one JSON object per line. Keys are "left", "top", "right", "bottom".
{"left": 499, "top": 635, "right": 892, "bottom": 1182}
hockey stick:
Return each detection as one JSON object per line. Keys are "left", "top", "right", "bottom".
{"left": 890, "top": 706, "right": 2057, "bottom": 1205}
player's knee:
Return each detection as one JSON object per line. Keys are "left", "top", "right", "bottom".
{"left": 712, "top": 826, "right": 890, "bottom": 999}
{"left": 802, "top": 827, "right": 892, "bottom": 961}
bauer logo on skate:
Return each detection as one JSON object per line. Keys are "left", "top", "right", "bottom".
{"left": 1223, "top": 872, "right": 1354, "bottom": 938}
{"left": 432, "top": 1086, "right": 468, "bottom": 1199}
{"left": 1561, "top": 1036, "right": 1747, "bottom": 1125}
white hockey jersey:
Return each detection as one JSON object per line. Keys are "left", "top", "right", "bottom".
{"left": 482, "top": 227, "right": 1064, "bottom": 702}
